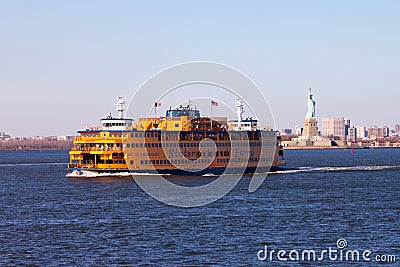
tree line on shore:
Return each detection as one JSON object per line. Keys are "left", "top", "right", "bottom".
{"left": 0, "top": 139, "right": 73, "bottom": 150}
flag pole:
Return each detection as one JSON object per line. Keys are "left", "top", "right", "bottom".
{"left": 154, "top": 102, "right": 157, "bottom": 129}
{"left": 210, "top": 101, "right": 213, "bottom": 130}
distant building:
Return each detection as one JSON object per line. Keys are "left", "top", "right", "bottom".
{"left": 0, "top": 132, "right": 11, "bottom": 140}
{"left": 355, "top": 126, "right": 368, "bottom": 140}
{"left": 57, "top": 136, "right": 75, "bottom": 141}
{"left": 384, "top": 126, "right": 390, "bottom": 138}
{"left": 348, "top": 126, "right": 357, "bottom": 141}
{"left": 394, "top": 124, "right": 400, "bottom": 133}
{"left": 368, "top": 126, "right": 378, "bottom": 139}
{"left": 30, "top": 136, "right": 45, "bottom": 140}
{"left": 367, "top": 126, "right": 389, "bottom": 139}
{"left": 294, "top": 125, "right": 302, "bottom": 135}
{"left": 344, "top": 118, "right": 351, "bottom": 136}
{"left": 281, "top": 128, "right": 292, "bottom": 135}
{"left": 322, "top": 118, "right": 345, "bottom": 140}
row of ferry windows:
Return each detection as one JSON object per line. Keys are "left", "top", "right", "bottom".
{"left": 217, "top": 158, "right": 264, "bottom": 163}
{"left": 82, "top": 133, "right": 123, "bottom": 137}
{"left": 126, "top": 142, "right": 274, "bottom": 148}
{"left": 128, "top": 132, "right": 270, "bottom": 138}
{"left": 138, "top": 159, "right": 211, "bottom": 165}
{"left": 104, "top": 123, "right": 131, "bottom": 127}
{"left": 135, "top": 157, "right": 264, "bottom": 165}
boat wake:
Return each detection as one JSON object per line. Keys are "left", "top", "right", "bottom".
{"left": 274, "top": 165, "right": 400, "bottom": 174}
{"left": 66, "top": 170, "right": 171, "bottom": 178}
{"left": 66, "top": 170, "right": 132, "bottom": 178}
{"left": 202, "top": 173, "right": 219, "bottom": 177}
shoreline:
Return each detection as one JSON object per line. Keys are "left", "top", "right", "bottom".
{"left": 0, "top": 140, "right": 73, "bottom": 151}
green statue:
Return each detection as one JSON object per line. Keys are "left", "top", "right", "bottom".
{"left": 306, "top": 88, "right": 316, "bottom": 118}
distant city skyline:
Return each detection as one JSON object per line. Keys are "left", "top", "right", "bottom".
{"left": 1, "top": 1, "right": 399, "bottom": 137}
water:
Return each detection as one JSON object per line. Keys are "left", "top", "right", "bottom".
{"left": 0, "top": 149, "right": 399, "bottom": 266}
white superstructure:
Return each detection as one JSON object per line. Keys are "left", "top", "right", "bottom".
{"left": 100, "top": 97, "right": 133, "bottom": 131}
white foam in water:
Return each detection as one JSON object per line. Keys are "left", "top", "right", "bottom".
{"left": 66, "top": 170, "right": 169, "bottom": 178}
{"left": 202, "top": 173, "right": 218, "bottom": 177}
{"left": 66, "top": 170, "right": 132, "bottom": 178}
{"left": 275, "top": 165, "right": 400, "bottom": 174}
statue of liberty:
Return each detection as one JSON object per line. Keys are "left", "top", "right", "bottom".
{"left": 306, "top": 88, "right": 316, "bottom": 118}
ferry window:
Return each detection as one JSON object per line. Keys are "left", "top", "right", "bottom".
{"left": 224, "top": 151, "right": 229, "bottom": 156}
{"left": 183, "top": 143, "right": 186, "bottom": 147}
{"left": 173, "top": 143, "right": 176, "bottom": 147}
{"left": 151, "top": 143, "right": 155, "bottom": 148}
{"left": 163, "top": 160, "right": 167, "bottom": 164}
{"left": 174, "top": 123, "right": 179, "bottom": 127}
{"left": 155, "top": 160, "right": 159, "bottom": 164}
{"left": 127, "top": 144, "right": 130, "bottom": 148}
{"left": 135, "top": 133, "right": 138, "bottom": 137}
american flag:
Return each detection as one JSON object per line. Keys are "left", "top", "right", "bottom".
{"left": 211, "top": 101, "right": 218, "bottom": 106}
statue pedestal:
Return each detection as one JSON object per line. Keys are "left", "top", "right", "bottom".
{"left": 301, "top": 118, "right": 319, "bottom": 138}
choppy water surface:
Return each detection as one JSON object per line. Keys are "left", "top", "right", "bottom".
{"left": 0, "top": 149, "right": 399, "bottom": 266}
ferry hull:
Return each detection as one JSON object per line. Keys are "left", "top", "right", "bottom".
{"left": 68, "top": 165, "right": 283, "bottom": 177}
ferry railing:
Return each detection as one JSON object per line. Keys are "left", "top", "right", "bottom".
{"left": 70, "top": 147, "right": 123, "bottom": 152}
{"left": 73, "top": 136, "right": 123, "bottom": 141}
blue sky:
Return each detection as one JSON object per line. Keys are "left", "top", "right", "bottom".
{"left": 1, "top": 1, "right": 399, "bottom": 136}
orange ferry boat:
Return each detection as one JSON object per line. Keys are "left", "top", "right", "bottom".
{"left": 68, "top": 97, "right": 285, "bottom": 176}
